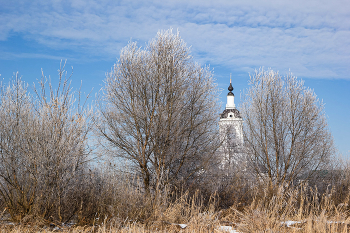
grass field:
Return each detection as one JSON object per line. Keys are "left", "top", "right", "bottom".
{"left": 1, "top": 184, "right": 349, "bottom": 233}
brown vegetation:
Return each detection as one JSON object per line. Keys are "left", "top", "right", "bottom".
{"left": 1, "top": 175, "right": 350, "bottom": 232}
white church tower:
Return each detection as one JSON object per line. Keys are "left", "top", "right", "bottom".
{"left": 219, "top": 75, "right": 244, "bottom": 168}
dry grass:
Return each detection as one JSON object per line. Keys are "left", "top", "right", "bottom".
{"left": 229, "top": 184, "right": 350, "bottom": 232}
{"left": 1, "top": 179, "right": 350, "bottom": 232}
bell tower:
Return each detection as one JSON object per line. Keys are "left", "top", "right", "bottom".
{"left": 219, "top": 75, "right": 244, "bottom": 168}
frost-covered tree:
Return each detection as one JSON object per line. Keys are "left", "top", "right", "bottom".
{"left": 0, "top": 66, "right": 91, "bottom": 222}
{"left": 241, "top": 68, "right": 334, "bottom": 189}
{"left": 96, "top": 29, "right": 221, "bottom": 195}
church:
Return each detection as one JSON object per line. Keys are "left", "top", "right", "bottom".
{"left": 218, "top": 77, "right": 244, "bottom": 169}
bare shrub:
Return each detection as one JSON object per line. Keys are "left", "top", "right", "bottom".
{"left": 0, "top": 63, "right": 92, "bottom": 223}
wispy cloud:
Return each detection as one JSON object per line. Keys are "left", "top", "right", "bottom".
{"left": 0, "top": 50, "right": 75, "bottom": 61}
{"left": 1, "top": 0, "right": 349, "bottom": 78}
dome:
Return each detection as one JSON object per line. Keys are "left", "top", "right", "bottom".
{"left": 228, "top": 82, "right": 233, "bottom": 92}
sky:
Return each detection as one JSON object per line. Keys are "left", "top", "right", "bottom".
{"left": 0, "top": 0, "right": 349, "bottom": 157}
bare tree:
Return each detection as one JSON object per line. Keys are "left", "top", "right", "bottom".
{"left": 0, "top": 64, "right": 91, "bottom": 222}
{"left": 241, "top": 68, "right": 334, "bottom": 189}
{"left": 32, "top": 64, "right": 91, "bottom": 221}
{"left": 96, "top": 29, "right": 221, "bottom": 196}
{"left": 0, "top": 75, "right": 37, "bottom": 220}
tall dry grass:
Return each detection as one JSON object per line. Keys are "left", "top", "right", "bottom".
{"left": 2, "top": 181, "right": 350, "bottom": 232}
{"left": 2, "top": 160, "right": 350, "bottom": 232}
{"left": 223, "top": 183, "right": 350, "bottom": 232}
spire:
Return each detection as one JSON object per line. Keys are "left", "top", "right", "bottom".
{"left": 228, "top": 74, "right": 233, "bottom": 92}
{"left": 226, "top": 74, "right": 235, "bottom": 109}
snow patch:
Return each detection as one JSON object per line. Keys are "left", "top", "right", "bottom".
{"left": 217, "top": 226, "right": 241, "bottom": 233}
{"left": 177, "top": 223, "right": 187, "bottom": 229}
{"left": 281, "top": 220, "right": 302, "bottom": 227}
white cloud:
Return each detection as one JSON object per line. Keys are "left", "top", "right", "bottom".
{"left": 0, "top": 51, "right": 73, "bottom": 61}
{"left": 1, "top": 0, "right": 349, "bottom": 78}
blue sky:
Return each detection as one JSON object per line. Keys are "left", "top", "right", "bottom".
{"left": 0, "top": 0, "right": 349, "bottom": 157}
